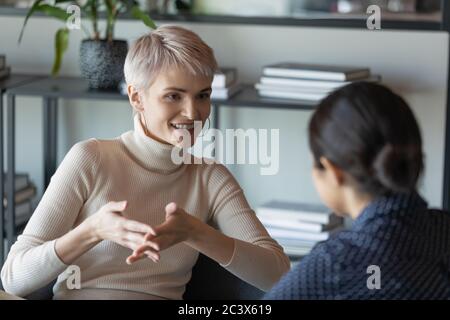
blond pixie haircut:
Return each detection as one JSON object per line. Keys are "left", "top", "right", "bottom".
{"left": 124, "top": 25, "right": 218, "bottom": 91}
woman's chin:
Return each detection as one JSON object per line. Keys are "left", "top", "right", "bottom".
{"left": 171, "top": 129, "right": 197, "bottom": 148}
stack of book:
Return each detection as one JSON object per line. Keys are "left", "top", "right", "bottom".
{"left": 0, "top": 55, "right": 11, "bottom": 81}
{"left": 256, "top": 200, "right": 344, "bottom": 257}
{"left": 255, "top": 62, "right": 381, "bottom": 102}
{"left": 211, "top": 68, "right": 242, "bottom": 100}
{"left": 3, "top": 173, "right": 37, "bottom": 228}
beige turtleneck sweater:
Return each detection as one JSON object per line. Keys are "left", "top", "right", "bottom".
{"left": 1, "top": 115, "right": 290, "bottom": 300}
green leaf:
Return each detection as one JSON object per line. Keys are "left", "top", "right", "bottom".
{"left": 87, "top": 0, "right": 99, "bottom": 39}
{"left": 38, "top": 4, "right": 71, "bottom": 21}
{"left": 52, "top": 28, "right": 70, "bottom": 76}
{"left": 82, "top": 1, "right": 97, "bottom": 23}
{"left": 18, "top": 0, "right": 45, "bottom": 43}
{"left": 19, "top": 2, "right": 71, "bottom": 44}
{"left": 131, "top": 5, "right": 157, "bottom": 29}
{"left": 104, "top": 0, "right": 116, "bottom": 17}
{"left": 82, "top": 0, "right": 94, "bottom": 11}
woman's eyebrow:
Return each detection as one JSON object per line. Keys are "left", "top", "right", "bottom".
{"left": 163, "top": 87, "right": 187, "bottom": 92}
{"left": 200, "top": 87, "right": 212, "bottom": 93}
{"left": 163, "top": 87, "right": 212, "bottom": 93}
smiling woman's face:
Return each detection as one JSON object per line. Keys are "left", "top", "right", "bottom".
{"left": 131, "top": 67, "right": 213, "bottom": 147}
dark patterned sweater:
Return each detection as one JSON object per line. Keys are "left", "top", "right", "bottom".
{"left": 264, "top": 192, "right": 450, "bottom": 300}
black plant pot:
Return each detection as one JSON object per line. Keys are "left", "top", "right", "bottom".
{"left": 80, "top": 39, "right": 128, "bottom": 90}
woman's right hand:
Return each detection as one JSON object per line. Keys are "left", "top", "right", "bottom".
{"left": 85, "top": 201, "right": 160, "bottom": 262}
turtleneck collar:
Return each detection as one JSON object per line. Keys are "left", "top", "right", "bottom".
{"left": 120, "top": 114, "right": 183, "bottom": 174}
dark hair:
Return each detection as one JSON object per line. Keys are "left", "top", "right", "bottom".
{"left": 308, "top": 82, "right": 424, "bottom": 197}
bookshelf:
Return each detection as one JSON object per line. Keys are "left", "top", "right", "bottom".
{"left": 0, "top": 74, "right": 46, "bottom": 265}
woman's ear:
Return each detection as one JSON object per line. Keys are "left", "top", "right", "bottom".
{"left": 319, "top": 157, "right": 345, "bottom": 187}
{"left": 127, "top": 85, "right": 144, "bottom": 113}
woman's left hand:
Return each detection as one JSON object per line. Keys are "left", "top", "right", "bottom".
{"left": 126, "top": 202, "right": 198, "bottom": 264}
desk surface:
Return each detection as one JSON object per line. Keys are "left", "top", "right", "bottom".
{"left": 0, "top": 74, "right": 46, "bottom": 93}
{"left": 6, "top": 76, "right": 128, "bottom": 101}
{"left": 6, "top": 76, "right": 317, "bottom": 110}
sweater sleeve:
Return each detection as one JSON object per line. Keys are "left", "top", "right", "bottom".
{"left": 207, "top": 164, "right": 290, "bottom": 292}
{"left": 1, "top": 139, "right": 99, "bottom": 297}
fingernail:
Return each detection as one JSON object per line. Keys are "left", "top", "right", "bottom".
{"left": 166, "top": 202, "right": 177, "bottom": 211}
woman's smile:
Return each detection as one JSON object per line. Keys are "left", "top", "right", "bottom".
{"left": 169, "top": 120, "right": 202, "bottom": 144}
{"left": 170, "top": 123, "right": 195, "bottom": 130}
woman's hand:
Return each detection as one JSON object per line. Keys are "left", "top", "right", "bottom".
{"left": 126, "top": 202, "right": 197, "bottom": 264}
{"left": 86, "top": 201, "right": 160, "bottom": 262}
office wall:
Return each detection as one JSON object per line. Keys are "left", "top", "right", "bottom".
{"left": 0, "top": 16, "right": 448, "bottom": 210}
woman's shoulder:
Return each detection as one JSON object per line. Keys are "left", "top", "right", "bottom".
{"left": 69, "top": 138, "right": 99, "bottom": 153}
{"left": 191, "top": 158, "right": 236, "bottom": 183}
{"left": 295, "top": 230, "right": 366, "bottom": 269}
{"left": 65, "top": 138, "right": 100, "bottom": 163}
{"left": 65, "top": 137, "right": 121, "bottom": 169}
{"left": 69, "top": 136, "right": 124, "bottom": 160}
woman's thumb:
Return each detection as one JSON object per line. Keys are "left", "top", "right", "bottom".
{"left": 165, "top": 202, "right": 178, "bottom": 218}
{"left": 108, "top": 200, "right": 128, "bottom": 212}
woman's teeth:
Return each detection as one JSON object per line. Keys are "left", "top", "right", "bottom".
{"left": 171, "top": 123, "right": 195, "bottom": 130}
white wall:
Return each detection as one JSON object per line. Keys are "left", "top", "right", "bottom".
{"left": 0, "top": 16, "right": 448, "bottom": 209}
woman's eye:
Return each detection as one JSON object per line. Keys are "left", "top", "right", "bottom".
{"left": 198, "top": 93, "right": 211, "bottom": 100}
{"left": 165, "top": 94, "right": 181, "bottom": 101}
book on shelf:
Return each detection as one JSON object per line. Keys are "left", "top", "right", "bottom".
{"left": 2, "top": 173, "right": 31, "bottom": 192}
{"left": 257, "top": 89, "right": 328, "bottom": 102}
{"left": 266, "top": 225, "right": 344, "bottom": 242}
{"left": 263, "top": 63, "right": 371, "bottom": 81}
{"left": 283, "top": 245, "right": 313, "bottom": 257}
{"left": 276, "top": 237, "right": 319, "bottom": 246}
{"left": 257, "top": 200, "right": 341, "bottom": 225}
{"left": 3, "top": 184, "right": 36, "bottom": 207}
{"left": 0, "top": 66, "right": 11, "bottom": 80}
{"left": 211, "top": 82, "right": 243, "bottom": 100}
{"left": 255, "top": 83, "right": 333, "bottom": 94}
{"left": 3, "top": 201, "right": 33, "bottom": 226}
{"left": 276, "top": 237, "right": 325, "bottom": 258}
{"left": 212, "top": 68, "right": 237, "bottom": 88}
{"left": 276, "top": 238, "right": 319, "bottom": 248}
{"left": 0, "top": 55, "right": 5, "bottom": 70}
{"left": 259, "top": 214, "right": 342, "bottom": 233}
{"left": 259, "top": 75, "right": 381, "bottom": 90}
{"left": 16, "top": 201, "right": 33, "bottom": 225}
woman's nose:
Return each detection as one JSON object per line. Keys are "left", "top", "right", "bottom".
{"left": 181, "top": 99, "right": 198, "bottom": 119}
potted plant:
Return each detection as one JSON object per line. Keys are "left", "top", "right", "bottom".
{"left": 19, "top": 0, "right": 157, "bottom": 89}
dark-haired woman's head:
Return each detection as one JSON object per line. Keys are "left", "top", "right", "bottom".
{"left": 308, "top": 82, "right": 424, "bottom": 218}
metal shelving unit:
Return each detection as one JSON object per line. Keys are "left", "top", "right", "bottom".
{"left": 0, "top": 74, "right": 45, "bottom": 264}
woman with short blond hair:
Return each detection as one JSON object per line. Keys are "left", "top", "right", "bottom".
{"left": 1, "top": 25, "right": 290, "bottom": 300}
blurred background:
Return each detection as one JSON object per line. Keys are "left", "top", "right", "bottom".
{"left": 0, "top": 0, "right": 443, "bottom": 17}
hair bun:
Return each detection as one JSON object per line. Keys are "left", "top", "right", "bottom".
{"left": 373, "top": 144, "right": 423, "bottom": 193}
